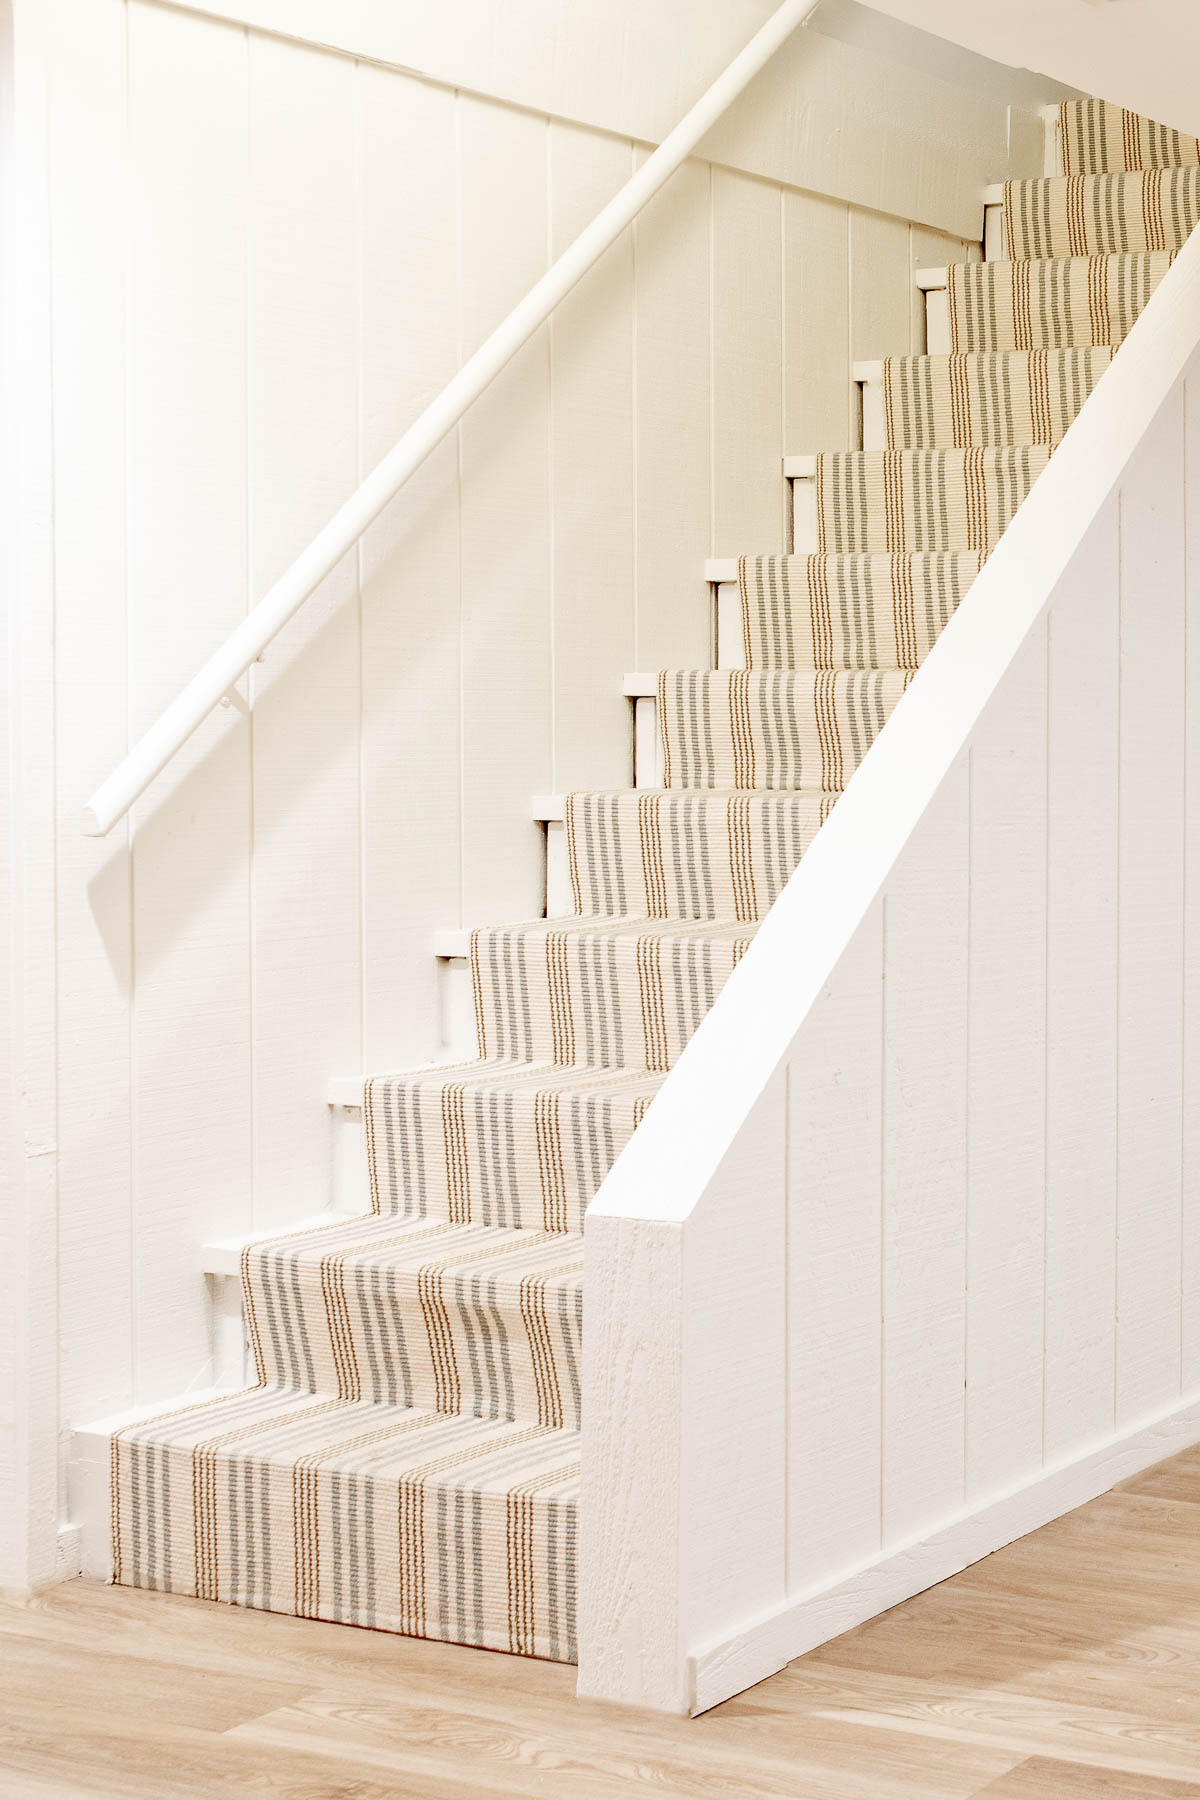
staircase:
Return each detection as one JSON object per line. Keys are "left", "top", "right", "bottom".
{"left": 104, "top": 100, "right": 1200, "bottom": 1668}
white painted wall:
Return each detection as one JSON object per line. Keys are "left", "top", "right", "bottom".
{"left": 866, "top": 0, "right": 1200, "bottom": 141}
{"left": 5, "top": 0, "right": 1044, "bottom": 1585}
{"left": 580, "top": 209, "right": 1200, "bottom": 1716}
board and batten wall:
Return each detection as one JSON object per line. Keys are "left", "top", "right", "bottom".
{"left": 7, "top": 0, "right": 1049, "bottom": 1579}
{"left": 580, "top": 224, "right": 1200, "bottom": 1714}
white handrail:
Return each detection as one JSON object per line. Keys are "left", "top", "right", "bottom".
{"left": 81, "top": 0, "right": 820, "bottom": 837}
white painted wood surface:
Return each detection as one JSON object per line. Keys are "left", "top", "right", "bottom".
{"left": 581, "top": 216, "right": 1200, "bottom": 1713}
{"left": 13, "top": 0, "right": 1023, "bottom": 1583}
{"left": 153, "top": 0, "right": 1048, "bottom": 239}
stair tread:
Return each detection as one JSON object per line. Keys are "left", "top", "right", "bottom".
{"left": 1060, "top": 98, "right": 1200, "bottom": 178}
{"left": 946, "top": 250, "right": 1175, "bottom": 354}
{"left": 111, "top": 1391, "right": 578, "bottom": 1660}
{"left": 1002, "top": 167, "right": 1200, "bottom": 260}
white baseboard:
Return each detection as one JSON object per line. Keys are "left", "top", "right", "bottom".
{"left": 689, "top": 1389, "right": 1200, "bottom": 1715}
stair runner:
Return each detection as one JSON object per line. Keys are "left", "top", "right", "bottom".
{"left": 111, "top": 100, "right": 1200, "bottom": 1662}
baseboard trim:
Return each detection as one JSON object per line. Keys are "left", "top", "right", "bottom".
{"left": 688, "top": 1389, "right": 1200, "bottom": 1715}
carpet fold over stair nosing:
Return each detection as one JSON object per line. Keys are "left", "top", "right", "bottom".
{"left": 110, "top": 94, "right": 1197, "bottom": 1668}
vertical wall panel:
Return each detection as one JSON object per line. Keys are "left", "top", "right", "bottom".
{"left": 246, "top": 34, "right": 362, "bottom": 1228}
{"left": 882, "top": 765, "right": 969, "bottom": 1542}
{"left": 126, "top": 0, "right": 252, "bottom": 1395}
{"left": 783, "top": 190, "right": 851, "bottom": 453}
{"left": 632, "top": 155, "right": 710, "bottom": 671}
{"left": 1116, "top": 392, "right": 1186, "bottom": 1426}
{"left": 1184, "top": 369, "right": 1200, "bottom": 1393}
{"left": 358, "top": 67, "right": 461, "bottom": 1070}
{"left": 1044, "top": 503, "right": 1120, "bottom": 1460}
{"left": 787, "top": 904, "right": 883, "bottom": 1581}
{"left": 550, "top": 123, "right": 635, "bottom": 796}
{"left": 848, "top": 208, "right": 911, "bottom": 436}
{"left": 966, "top": 631, "right": 1047, "bottom": 1499}
{"left": 50, "top": 0, "right": 134, "bottom": 1423}
{"left": 712, "top": 168, "right": 784, "bottom": 557}
{"left": 458, "top": 96, "right": 551, "bottom": 924}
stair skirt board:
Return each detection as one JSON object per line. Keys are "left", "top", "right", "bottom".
{"left": 688, "top": 1389, "right": 1200, "bottom": 1715}
{"left": 102, "top": 98, "right": 1200, "bottom": 1675}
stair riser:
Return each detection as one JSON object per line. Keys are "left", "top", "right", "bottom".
{"left": 1005, "top": 168, "right": 1200, "bottom": 260}
{"left": 878, "top": 349, "right": 1110, "bottom": 450}
{"left": 566, "top": 790, "right": 832, "bottom": 923}
{"left": 815, "top": 448, "right": 1052, "bottom": 554}
{"left": 738, "top": 553, "right": 981, "bottom": 669}
{"left": 947, "top": 252, "right": 1174, "bottom": 354}
{"left": 658, "top": 669, "right": 911, "bottom": 792}
{"left": 245, "top": 1234, "right": 583, "bottom": 1431}
{"left": 473, "top": 925, "right": 751, "bottom": 1071}
{"left": 112, "top": 1400, "right": 579, "bottom": 1661}
{"left": 366, "top": 1069, "right": 654, "bottom": 1233}
{"left": 1061, "top": 99, "right": 1200, "bottom": 178}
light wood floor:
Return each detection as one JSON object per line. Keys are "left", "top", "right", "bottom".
{"left": 6, "top": 1449, "right": 1200, "bottom": 1798}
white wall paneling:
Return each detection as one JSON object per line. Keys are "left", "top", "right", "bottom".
{"left": 155, "top": 0, "right": 1049, "bottom": 238}
{"left": 124, "top": 0, "right": 253, "bottom": 1399}
{"left": 582, "top": 223, "right": 1200, "bottom": 1713}
{"left": 13, "top": 0, "right": 1024, "bottom": 1579}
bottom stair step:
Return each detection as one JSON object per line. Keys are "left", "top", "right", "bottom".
{"left": 112, "top": 1388, "right": 579, "bottom": 1661}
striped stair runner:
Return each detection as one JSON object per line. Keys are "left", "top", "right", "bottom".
{"left": 110, "top": 98, "right": 1200, "bottom": 1664}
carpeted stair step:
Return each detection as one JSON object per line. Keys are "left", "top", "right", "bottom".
{"left": 472, "top": 915, "right": 755, "bottom": 1071}
{"left": 946, "top": 250, "right": 1175, "bottom": 354}
{"left": 366, "top": 1058, "right": 662, "bottom": 1233}
{"left": 242, "top": 1212, "right": 582, "bottom": 1429}
{"left": 657, "top": 667, "right": 911, "bottom": 791}
{"left": 112, "top": 1390, "right": 578, "bottom": 1659}
{"left": 1060, "top": 99, "right": 1200, "bottom": 178}
{"left": 880, "top": 348, "right": 1110, "bottom": 449}
{"left": 565, "top": 788, "right": 834, "bottom": 922}
{"left": 737, "top": 552, "right": 982, "bottom": 668}
{"left": 814, "top": 446, "right": 1052, "bottom": 555}
{"left": 1002, "top": 167, "right": 1200, "bottom": 260}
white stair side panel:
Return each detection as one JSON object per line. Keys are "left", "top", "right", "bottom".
{"left": 848, "top": 208, "right": 911, "bottom": 444}
{"left": 682, "top": 1071, "right": 788, "bottom": 1676}
{"left": 965, "top": 627, "right": 1047, "bottom": 1501}
{"left": 983, "top": 200, "right": 1005, "bottom": 261}
{"left": 854, "top": 361, "right": 885, "bottom": 453}
{"left": 459, "top": 96, "right": 552, "bottom": 927}
{"left": 439, "top": 953, "right": 477, "bottom": 1062}
{"left": 910, "top": 227, "right": 979, "bottom": 356}
{"left": 787, "top": 901, "right": 883, "bottom": 1581}
{"left": 1116, "top": 389, "right": 1186, "bottom": 1427}
{"left": 1042, "top": 103, "right": 1063, "bottom": 178}
{"left": 783, "top": 190, "right": 852, "bottom": 453}
{"left": 882, "top": 763, "right": 969, "bottom": 1545}
{"left": 247, "top": 32, "right": 362, "bottom": 1234}
{"left": 633, "top": 153, "right": 710, "bottom": 671}
{"left": 790, "top": 470, "right": 818, "bottom": 555}
{"left": 713, "top": 166, "right": 783, "bottom": 557}
{"left": 916, "top": 268, "right": 951, "bottom": 356}
{"left": 47, "top": 0, "right": 135, "bottom": 1429}
{"left": 1186, "top": 369, "right": 1200, "bottom": 1393}
{"left": 715, "top": 582, "right": 746, "bottom": 670}
{"left": 1044, "top": 501, "right": 1119, "bottom": 1464}
{"left": 360, "top": 67, "right": 461, "bottom": 1072}
{"left": 550, "top": 122, "right": 635, "bottom": 792}
{"left": 633, "top": 695, "right": 664, "bottom": 788}
{"left": 126, "top": 3, "right": 254, "bottom": 1399}
{"left": 545, "top": 819, "right": 573, "bottom": 916}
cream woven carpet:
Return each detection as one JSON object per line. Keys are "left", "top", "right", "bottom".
{"left": 111, "top": 100, "right": 1199, "bottom": 1661}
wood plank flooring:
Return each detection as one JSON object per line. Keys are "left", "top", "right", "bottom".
{"left": 5, "top": 1447, "right": 1200, "bottom": 1797}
